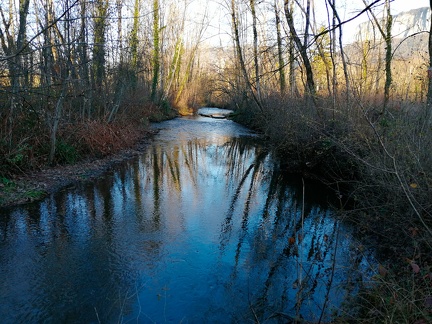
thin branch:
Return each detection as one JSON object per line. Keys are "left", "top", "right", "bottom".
{"left": 0, "top": 0, "right": 80, "bottom": 62}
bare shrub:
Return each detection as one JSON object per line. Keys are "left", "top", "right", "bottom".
{"left": 68, "top": 120, "right": 144, "bottom": 158}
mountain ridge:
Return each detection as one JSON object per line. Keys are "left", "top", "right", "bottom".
{"left": 354, "top": 7, "right": 430, "bottom": 41}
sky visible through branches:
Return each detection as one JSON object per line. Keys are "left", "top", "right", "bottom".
{"left": 195, "top": 0, "right": 430, "bottom": 46}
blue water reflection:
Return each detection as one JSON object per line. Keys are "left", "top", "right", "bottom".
{"left": 0, "top": 115, "right": 369, "bottom": 323}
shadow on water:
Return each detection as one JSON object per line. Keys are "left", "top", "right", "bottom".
{"left": 0, "top": 114, "right": 374, "bottom": 323}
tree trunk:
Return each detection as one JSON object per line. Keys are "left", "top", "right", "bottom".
{"left": 327, "top": 0, "right": 350, "bottom": 108}
{"left": 250, "top": 0, "right": 261, "bottom": 101}
{"left": 383, "top": 0, "right": 392, "bottom": 113}
{"left": 274, "top": 0, "right": 286, "bottom": 94}
{"left": 427, "top": 0, "right": 432, "bottom": 123}
{"left": 287, "top": 0, "right": 296, "bottom": 97}
{"left": 230, "top": 0, "right": 263, "bottom": 112}
{"left": 151, "top": 0, "right": 160, "bottom": 102}
{"left": 78, "top": 0, "right": 91, "bottom": 119}
{"left": 362, "top": 0, "right": 392, "bottom": 113}
{"left": 129, "top": 0, "right": 140, "bottom": 90}
{"left": 284, "top": 0, "right": 316, "bottom": 107}
{"left": 0, "top": 0, "right": 30, "bottom": 143}
{"left": 92, "top": 0, "right": 108, "bottom": 112}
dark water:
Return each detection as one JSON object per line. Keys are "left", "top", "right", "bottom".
{"left": 0, "top": 113, "right": 370, "bottom": 323}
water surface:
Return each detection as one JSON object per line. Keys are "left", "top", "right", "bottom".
{"left": 0, "top": 113, "right": 369, "bottom": 323}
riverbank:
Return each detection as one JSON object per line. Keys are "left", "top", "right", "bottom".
{"left": 0, "top": 103, "right": 179, "bottom": 208}
{"left": 231, "top": 98, "right": 432, "bottom": 323}
{"left": 0, "top": 130, "right": 157, "bottom": 208}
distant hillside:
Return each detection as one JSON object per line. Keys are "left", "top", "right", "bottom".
{"left": 354, "top": 7, "right": 430, "bottom": 40}
{"left": 349, "top": 7, "right": 430, "bottom": 59}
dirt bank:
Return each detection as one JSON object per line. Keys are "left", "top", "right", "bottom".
{"left": 0, "top": 132, "right": 155, "bottom": 208}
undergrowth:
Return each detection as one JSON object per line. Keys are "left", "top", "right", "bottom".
{"left": 0, "top": 99, "right": 176, "bottom": 179}
{"left": 231, "top": 94, "right": 432, "bottom": 322}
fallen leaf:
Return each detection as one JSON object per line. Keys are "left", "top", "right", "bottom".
{"left": 289, "top": 237, "right": 295, "bottom": 245}
{"left": 410, "top": 183, "right": 418, "bottom": 189}
{"left": 411, "top": 262, "right": 420, "bottom": 274}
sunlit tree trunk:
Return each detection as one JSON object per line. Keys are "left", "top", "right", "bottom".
{"left": 250, "top": 0, "right": 261, "bottom": 101}
{"left": 164, "top": 1, "right": 187, "bottom": 102}
{"left": 274, "top": 0, "right": 286, "bottom": 94}
{"left": 427, "top": 0, "right": 432, "bottom": 123}
{"left": 362, "top": 0, "right": 392, "bottom": 113}
{"left": 116, "top": 0, "right": 124, "bottom": 63}
{"left": 151, "top": 0, "right": 161, "bottom": 102}
{"left": 287, "top": 0, "right": 296, "bottom": 97}
{"left": 129, "top": 0, "right": 140, "bottom": 90}
{"left": 383, "top": 0, "right": 392, "bottom": 112}
{"left": 230, "top": 0, "right": 263, "bottom": 112}
{"left": 327, "top": 0, "right": 350, "bottom": 108}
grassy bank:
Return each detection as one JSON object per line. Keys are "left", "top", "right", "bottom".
{"left": 231, "top": 95, "right": 432, "bottom": 323}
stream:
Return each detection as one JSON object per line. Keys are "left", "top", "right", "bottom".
{"left": 0, "top": 109, "right": 372, "bottom": 323}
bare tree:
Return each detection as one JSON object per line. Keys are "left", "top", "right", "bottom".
{"left": 151, "top": 0, "right": 161, "bottom": 102}
{"left": 92, "top": 0, "right": 109, "bottom": 101}
{"left": 362, "top": 0, "right": 392, "bottom": 113}
{"left": 0, "top": 0, "right": 31, "bottom": 139}
{"left": 427, "top": 0, "right": 432, "bottom": 123}
{"left": 284, "top": 0, "right": 317, "bottom": 108}
{"left": 229, "top": 0, "right": 263, "bottom": 112}
{"left": 250, "top": 0, "right": 261, "bottom": 101}
{"left": 327, "top": 0, "right": 350, "bottom": 108}
{"left": 274, "top": 0, "right": 286, "bottom": 94}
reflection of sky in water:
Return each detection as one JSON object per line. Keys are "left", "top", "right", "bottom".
{"left": 0, "top": 116, "right": 374, "bottom": 323}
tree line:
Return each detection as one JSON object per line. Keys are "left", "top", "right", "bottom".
{"left": 0, "top": 0, "right": 207, "bottom": 170}
{"left": 1, "top": 0, "right": 432, "bottom": 320}
{"left": 1, "top": 0, "right": 431, "bottom": 172}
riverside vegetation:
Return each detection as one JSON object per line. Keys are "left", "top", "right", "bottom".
{"left": 1, "top": 0, "right": 432, "bottom": 322}
{"left": 230, "top": 95, "right": 432, "bottom": 323}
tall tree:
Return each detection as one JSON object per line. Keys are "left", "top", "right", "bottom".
{"left": 327, "top": 0, "right": 350, "bottom": 108}
{"left": 428, "top": 0, "right": 432, "bottom": 123}
{"left": 92, "top": 0, "right": 109, "bottom": 94}
{"left": 0, "top": 0, "right": 31, "bottom": 136}
{"left": 78, "top": 0, "right": 91, "bottom": 119}
{"left": 151, "top": 0, "right": 161, "bottom": 102}
{"left": 249, "top": 0, "right": 261, "bottom": 101}
{"left": 274, "top": 0, "right": 286, "bottom": 94}
{"left": 130, "top": 0, "right": 139, "bottom": 71}
{"left": 287, "top": 0, "right": 297, "bottom": 97}
{"left": 362, "top": 0, "right": 392, "bottom": 113}
{"left": 284, "top": 0, "right": 317, "bottom": 107}
{"left": 230, "top": 0, "right": 263, "bottom": 112}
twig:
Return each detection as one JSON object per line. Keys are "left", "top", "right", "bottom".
{"left": 318, "top": 222, "right": 340, "bottom": 323}
{"left": 361, "top": 104, "right": 432, "bottom": 238}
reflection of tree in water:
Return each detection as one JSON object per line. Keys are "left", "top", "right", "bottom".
{"left": 0, "top": 127, "right": 367, "bottom": 323}
{"left": 216, "top": 142, "right": 357, "bottom": 322}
